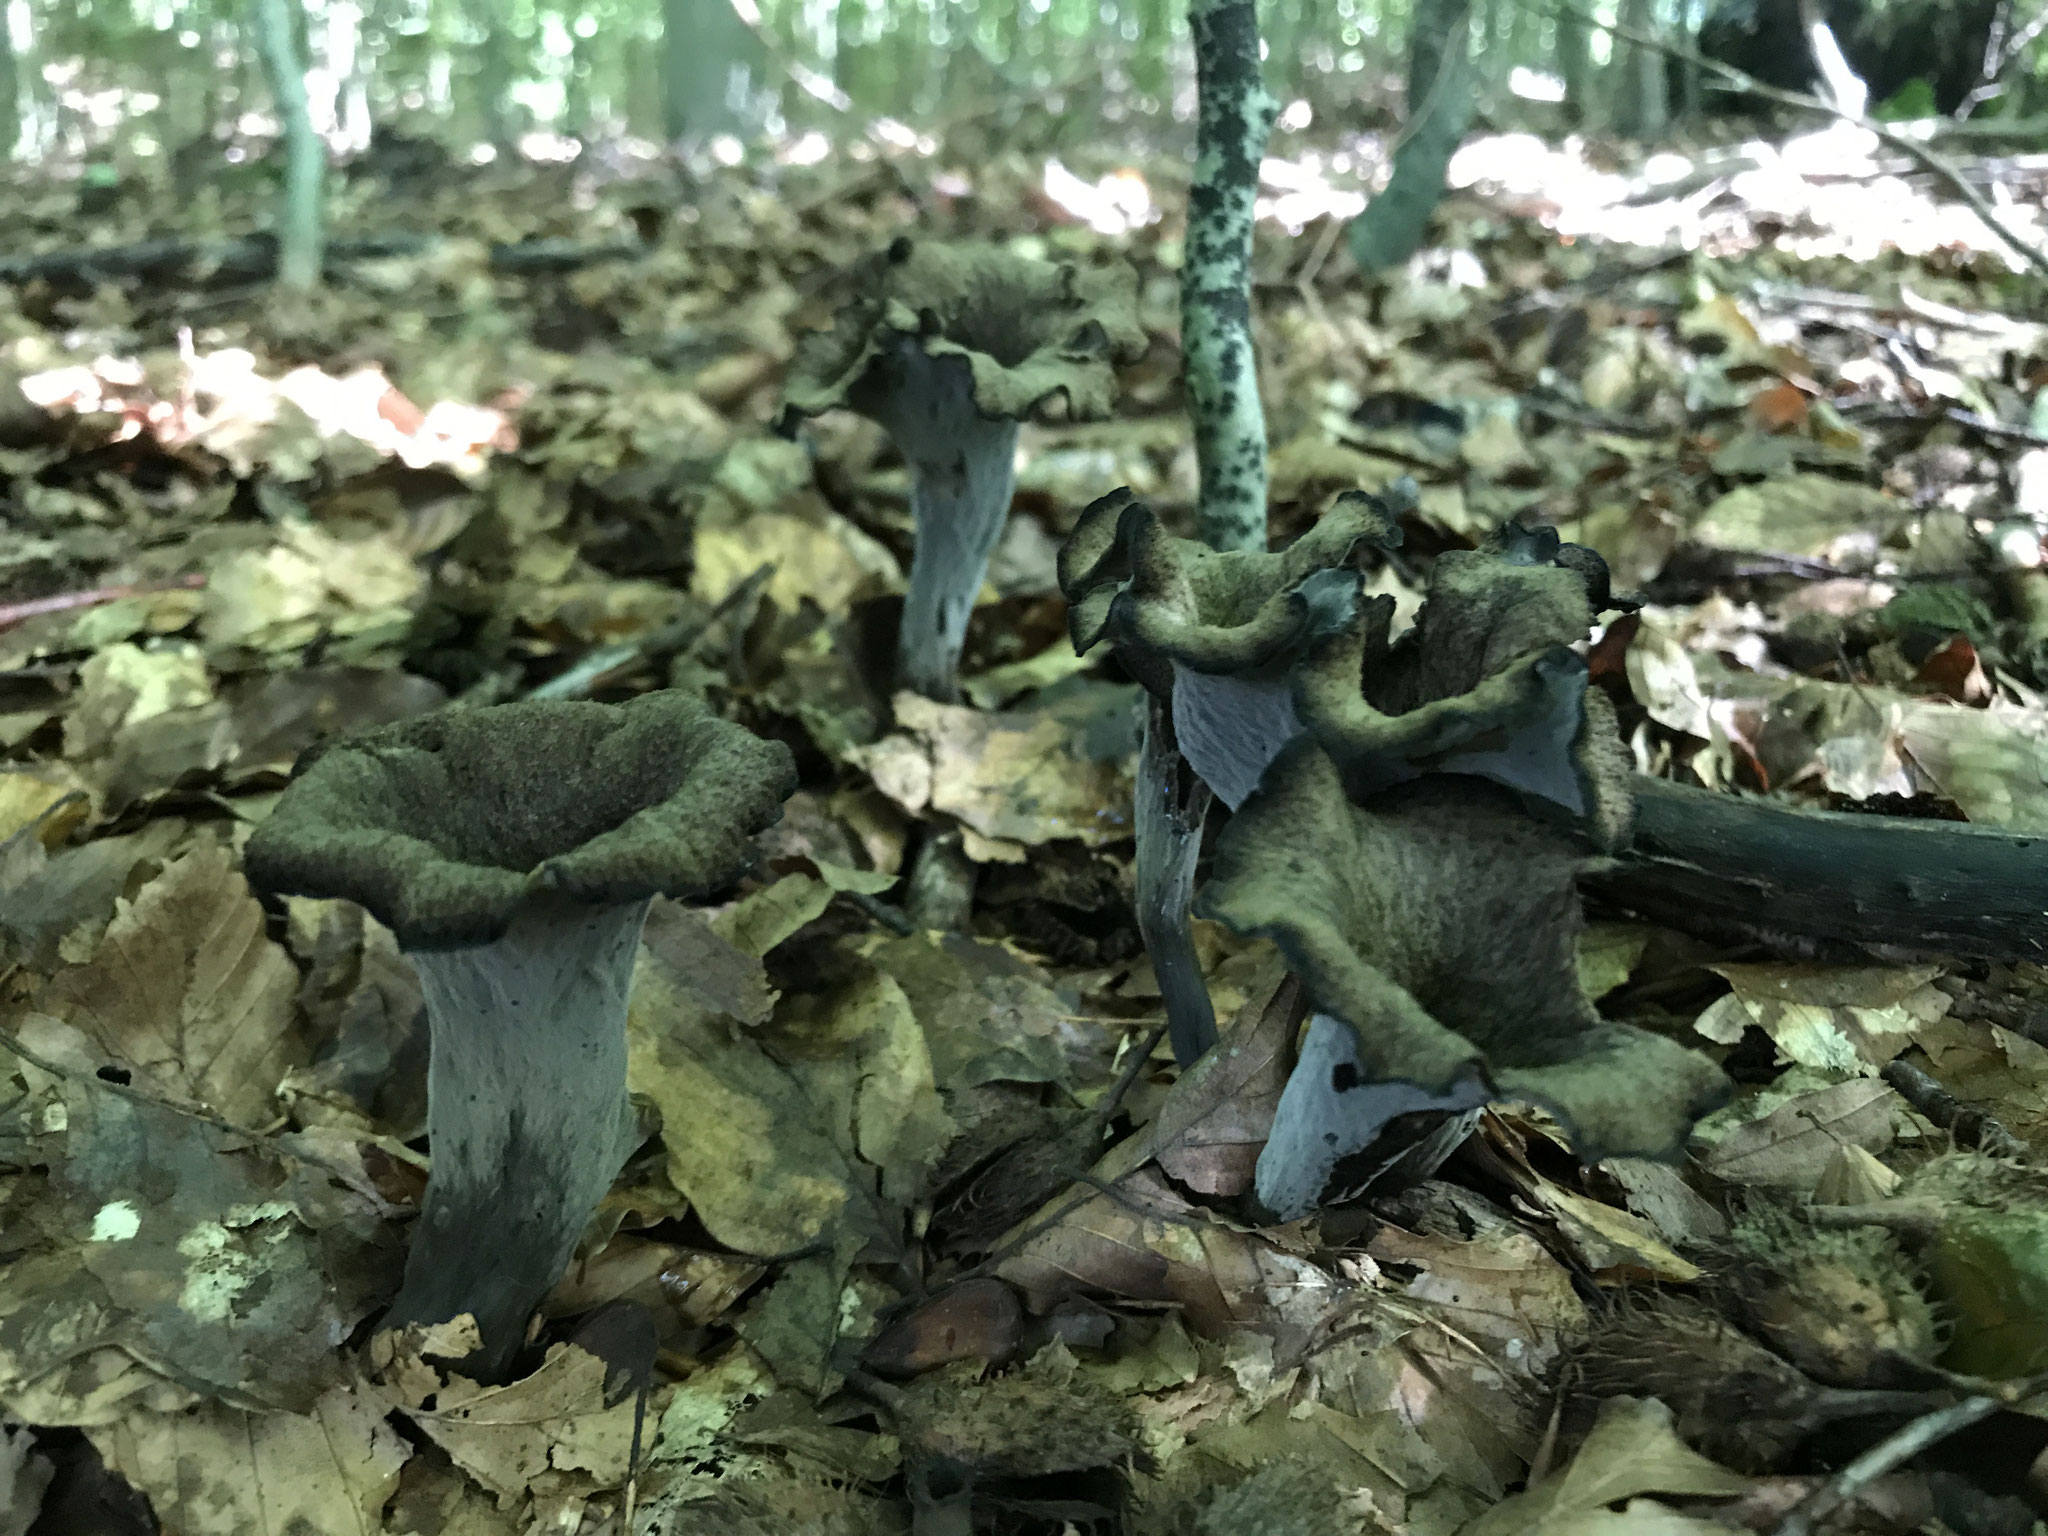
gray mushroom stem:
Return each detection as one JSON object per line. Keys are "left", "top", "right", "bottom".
{"left": 389, "top": 890, "right": 650, "bottom": 1382}
{"left": 870, "top": 345, "right": 1020, "bottom": 702}
{"left": 1136, "top": 697, "right": 1217, "bottom": 1065}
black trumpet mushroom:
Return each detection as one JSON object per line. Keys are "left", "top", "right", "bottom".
{"left": 783, "top": 238, "right": 1146, "bottom": 703}
{"left": 244, "top": 690, "right": 797, "bottom": 1381}
{"left": 1193, "top": 520, "right": 1725, "bottom": 1216}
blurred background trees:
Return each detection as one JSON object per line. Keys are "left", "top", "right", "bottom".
{"left": 0, "top": 0, "right": 2042, "bottom": 178}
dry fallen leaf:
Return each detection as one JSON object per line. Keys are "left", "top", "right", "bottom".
{"left": 1695, "top": 962, "right": 1950, "bottom": 1075}
{"left": 1459, "top": 1395, "right": 1750, "bottom": 1536}
{"left": 88, "top": 1385, "right": 409, "bottom": 1536}
{"left": 376, "top": 1328, "right": 644, "bottom": 1513}
{"left": 1694, "top": 1075, "right": 1908, "bottom": 1194}
{"left": 38, "top": 837, "right": 305, "bottom": 1125}
{"left": 861, "top": 688, "right": 1137, "bottom": 847}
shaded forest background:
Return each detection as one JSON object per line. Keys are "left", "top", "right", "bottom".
{"left": 5, "top": 0, "right": 2046, "bottom": 179}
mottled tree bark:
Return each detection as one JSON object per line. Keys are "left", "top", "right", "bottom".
{"left": 1183, "top": 0, "right": 1278, "bottom": 556}
{"left": 251, "top": 0, "right": 325, "bottom": 292}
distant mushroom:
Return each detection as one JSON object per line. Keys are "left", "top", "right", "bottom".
{"left": 244, "top": 691, "right": 797, "bottom": 1381}
{"left": 1057, "top": 482, "right": 1405, "bottom": 1062}
{"left": 1195, "top": 527, "right": 1726, "bottom": 1216}
{"left": 783, "top": 238, "right": 1147, "bottom": 702}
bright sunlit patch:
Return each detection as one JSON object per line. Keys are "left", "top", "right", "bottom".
{"left": 22, "top": 338, "right": 513, "bottom": 479}
{"left": 1257, "top": 154, "right": 1365, "bottom": 232}
{"left": 873, "top": 117, "right": 935, "bottom": 154}
{"left": 1278, "top": 98, "right": 1313, "bottom": 133}
{"left": 781, "top": 130, "right": 832, "bottom": 167}
{"left": 1640, "top": 150, "right": 1692, "bottom": 184}
{"left": 1041, "top": 159, "right": 1156, "bottom": 235}
{"left": 91, "top": 1202, "right": 141, "bottom": 1242}
{"left": 1508, "top": 67, "right": 1565, "bottom": 102}
{"left": 518, "top": 131, "right": 582, "bottom": 164}
{"left": 1998, "top": 524, "right": 2044, "bottom": 568}
{"left": 710, "top": 134, "right": 746, "bottom": 167}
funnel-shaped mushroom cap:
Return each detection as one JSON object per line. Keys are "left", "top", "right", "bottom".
{"left": 1289, "top": 522, "right": 1635, "bottom": 848}
{"left": 245, "top": 691, "right": 799, "bottom": 949}
{"left": 1059, "top": 485, "right": 1407, "bottom": 697}
{"left": 782, "top": 238, "right": 1148, "bottom": 428}
{"left": 1059, "top": 484, "right": 1407, "bottom": 809}
{"left": 1196, "top": 748, "right": 1729, "bottom": 1166}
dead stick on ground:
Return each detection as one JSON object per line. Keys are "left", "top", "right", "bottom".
{"left": 1881, "top": 1057, "right": 2030, "bottom": 1160}
{"left": 1772, "top": 1385, "right": 2035, "bottom": 1536}
{"left": 524, "top": 561, "right": 775, "bottom": 701}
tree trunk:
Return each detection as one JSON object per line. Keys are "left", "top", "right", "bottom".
{"left": 1612, "top": 0, "right": 1670, "bottom": 138}
{"left": 462, "top": 0, "right": 515, "bottom": 149}
{"left": 0, "top": 1, "right": 20, "bottom": 161}
{"left": 664, "top": 0, "right": 766, "bottom": 143}
{"left": 1557, "top": 10, "right": 1593, "bottom": 125}
{"left": 1348, "top": 0, "right": 1473, "bottom": 273}
{"left": 250, "top": 0, "right": 325, "bottom": 291}
{"left": 1184, "top": 0, "right": 1279, "bottom": 555}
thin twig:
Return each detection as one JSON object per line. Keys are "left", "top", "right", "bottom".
{"left": 0, "top": 573, "right": 206, "bottom": 633}
{"left": 1771, "top": 1391, "right": 2009, "bottom": 1536}
{"left": 1090, "top": 1018, "right": 1173, "bottom": 1135}
{"left": 835, "top": 886, "right": 915, "bottom": 935}
{"left": 524, "top": 562, "right": 775, "bottom": 701}
{"left": 1881, "top": 1057, "right": 2030, "bottom": 1160}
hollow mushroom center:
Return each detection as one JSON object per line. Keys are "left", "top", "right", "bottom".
{"left": 858, "top": 341, "right": 1020, "bottom": 702}
{"left": 388, "top": 888, "right": 650, "bottom": 1382}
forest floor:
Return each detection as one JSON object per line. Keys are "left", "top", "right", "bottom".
{"left": 3, "top": 112, "right": 2048, "bottom": 1535}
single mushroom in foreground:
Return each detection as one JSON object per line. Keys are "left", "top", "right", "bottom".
{"left": 1195, "top": 528, "right": 1727, "bottom": 1218}
{"left": 1056, "top": 482, "right": 1406, "bottom": 1063}
{"left": 244, "top": 691, "right": 797, "bottom": 1381}
{"left": 782, "top": 237, "right": 1147, "bottom": 702}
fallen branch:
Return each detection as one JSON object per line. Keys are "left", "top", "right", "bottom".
{"left": 0, "top": 231, "right": 651, "bottom": 288}
{"left": 1880, "top": 1058, "right": 2029, "bottom": 1160}
{"left": 1590, "top": 775, "right": 2048, "bottom": 966}
{"left": 1772, "top": 1385, "right": 2031, "bottom": 1536}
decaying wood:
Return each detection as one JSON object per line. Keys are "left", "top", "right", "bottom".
{"left": 1593, "top": 774, "right": 2048, "bottom": 964}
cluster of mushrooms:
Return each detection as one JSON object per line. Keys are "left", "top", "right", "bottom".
{"left": 1060, "top": 490, "right": 1729, "bottom": 1215}
{"left": 243, "top": 237, "right": 1730, "bottom": 1382}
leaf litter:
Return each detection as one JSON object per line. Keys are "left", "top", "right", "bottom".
{"left": 2, "top": 107, "right": 2048, "bottom": 1535}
